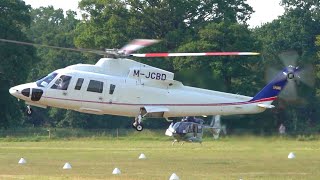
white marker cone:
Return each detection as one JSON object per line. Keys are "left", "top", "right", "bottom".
{"left": 169, "top": 173, "right": 180, "bottom": 180}
{"left": 18, "top": 157, "right": 26, "bottom": 164}
{"left": 63, "top": 162, "right": 72, "bottom": 169}
{"left": 139, "top": 153, "right": 147, "bottom": 159}
{"left": 112, "top": 167, "right": 121, "bottom": 175}
{"left": 288, "top": 152, "right": 295, "bottom": 159}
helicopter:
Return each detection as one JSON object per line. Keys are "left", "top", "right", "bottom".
{"left": 165, "top": 115, "right": 222, "bottom": 145}
{"left": 3, "top": 38, "right": 302, "bottom": 131}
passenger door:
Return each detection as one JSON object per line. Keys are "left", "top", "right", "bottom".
{"left": 107, "top": 83, "right": 116, "bottom": 103}
{"left": 45, "top": 74, "right": 74, "bottom": 109}
{"left": 67, "top": 77, "right": 85, "bottom": 110}
{"left": 80, "top": 78, "right": 106, "bottom": 114}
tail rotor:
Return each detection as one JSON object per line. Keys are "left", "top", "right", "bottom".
{"left": 265, "top": 51, "right": 314, "bottom": 101}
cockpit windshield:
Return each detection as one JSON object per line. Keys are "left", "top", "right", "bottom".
{"left": 36, "top": 72, "right": 58, "bottom": 87}
{"left": 173, "top": 122, "right": 189, "bottom": 134}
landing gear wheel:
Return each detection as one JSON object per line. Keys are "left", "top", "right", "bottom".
{"left": 133, "top": 114, "right": 144, "bottom": 131}
{"left": 26, "top": 106, "right": 32, "bottom": 116}
{"left": 135, "top": 124, "right": 143, "bottom": 131}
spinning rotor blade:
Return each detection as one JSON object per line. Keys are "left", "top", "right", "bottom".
{"left": 265, "top": 67, "right": 282, "bottom": 82}
{"left": 120, "top": 39, "right": 160, "bottom": 54}
{"left": 278, "top": 51, "right": 315, "bottom": 87}
{"left": 0, "top": 38, "right": 105, "bottom": 55}
{"left": 131, "top": 52, "right": 260, "bottom": 57}
{"left": 1, "top": 38, "right": 260, "bottom": 58}
{"left": 279, "top": 51, "right": 299, "bottom": 67}
{"left": 266, "top": 50, "right": 315, "bottom": 102}
{"left": 296, "top": 64, "right": 315, "bottom": 87}
{"left": 281, "top": 80, "right": 298, "bottom": 100}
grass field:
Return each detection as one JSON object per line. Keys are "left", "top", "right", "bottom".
{"left": 0, "top": 131, "right": 319, "bottom": 180}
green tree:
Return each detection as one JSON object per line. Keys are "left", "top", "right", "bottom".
{"left": 24, "top": 6, "right": 134, "bottom": 129}
{"left": 24, "top": 6, "right": 89, "bottom": 127}
{"left": 75, "top": 0, "right": 254, "bottom": 69}
{"left": 74, "top": 0, "right": 257, "bottom": 130}
{"left": 25, "top": 6, "right": 85, "bottom": 80}
{"left": 253, "top": 0, "right": 320, "bottom": 133}
{"left": 0, "top": 0, "right": 36, "bottom": 128}
{"left": 174, "top": 22, "right": 261, "bottom": 94}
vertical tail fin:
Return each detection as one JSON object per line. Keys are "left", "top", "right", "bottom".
{"left": 250, "top": 68, "right": 289, "bottom": 101}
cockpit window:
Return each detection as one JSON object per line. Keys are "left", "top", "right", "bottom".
{"left": 36, "top": 72, "right": 58, "bottom": 87}
{"left": 51, "top": 75, "right": 72, "bottom": 90}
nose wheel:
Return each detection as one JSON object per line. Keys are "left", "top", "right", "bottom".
{"left": 25, "top": 105, "right": 32, "bottom": 116}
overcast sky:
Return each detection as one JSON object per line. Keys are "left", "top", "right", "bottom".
{"left": 23, "top": 0, "right": 285, "bottom": 28}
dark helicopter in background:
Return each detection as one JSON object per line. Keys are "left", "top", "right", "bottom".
{"left": 165, "top": 115, "right": 224, "bottom": 145}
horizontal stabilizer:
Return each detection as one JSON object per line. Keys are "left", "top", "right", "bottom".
{"left": 144, "top": 106, "right": 169, "bottom": 113}
{"left": 257, "top": 104, "right": 275, "bottom": 109}
{"left": 79, "top": 108, "right": 103, "bottom": 115}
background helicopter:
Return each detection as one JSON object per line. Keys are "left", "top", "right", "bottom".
{"left": 2, "top": 38, "right": 307, "bottom": 132}
{"left": 165, "top": 115, "right": 223, "bottom": 145}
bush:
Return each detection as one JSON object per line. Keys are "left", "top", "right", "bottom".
{"left": 296, "top": 134, "right": 318, "bottom": 141}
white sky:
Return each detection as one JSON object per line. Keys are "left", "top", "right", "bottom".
{"left": 23, "top": 0, "right": 284, "bottom": 28}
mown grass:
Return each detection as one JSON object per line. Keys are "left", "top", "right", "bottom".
{"left": 0, "top": 130, "right": 319, "bottom": 179}
{"left": 0, "top": 128, "right": 170, "bottom": 141}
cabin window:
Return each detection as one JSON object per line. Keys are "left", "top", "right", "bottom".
{"left": 51, "top": 75, "right": 72, "bottom": 90}
{"left": 109, "top": 84, "right": 116, "bottom": 94}
{"left": 75, "top": 78, "right": 84, "bottom": 90}
{"left": 87, "top": 80, "right": 103, "bottom": 93}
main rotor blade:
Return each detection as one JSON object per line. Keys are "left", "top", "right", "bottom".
{"left": 0, "top": 38, "right": 105, "bottom": 55}
{"left": 120, "top": 39, "right": 160, "bottom": 55}
{"left": 130, "top": 52, "right": 260, "bottom": 57}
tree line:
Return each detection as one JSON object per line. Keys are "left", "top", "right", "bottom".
{"left": 0, "top": 0, "right": 320, "bottom": 133}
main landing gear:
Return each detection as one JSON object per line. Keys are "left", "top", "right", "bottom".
{"left": 25, "top": 105, "right": 32, "bottom": 116}
{"left": 132, "top": 109, "right": 145, "bottom": 131}
{"left": 133, "top": 114, "right": 143, "bottom": 131}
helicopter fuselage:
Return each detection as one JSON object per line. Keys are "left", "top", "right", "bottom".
{"left": 9, "top": 58, "right": 280, "bottom": 123}
{"left": 4, "top": 38, "right": 294, "bottom": 132}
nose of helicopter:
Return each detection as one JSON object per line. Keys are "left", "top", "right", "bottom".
{"left": 9, "top": 84, "right": 33, "bottom": 99}
{"left": 9, "top": 87, "right": 19, "bottom": 97}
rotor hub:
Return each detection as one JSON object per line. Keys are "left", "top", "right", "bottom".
{"left": 287, "top": 72, "right": 295, "bottom": 79}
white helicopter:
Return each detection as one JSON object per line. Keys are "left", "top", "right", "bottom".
{"left": 4, "top": 39, "right": 298, "bottom": 131}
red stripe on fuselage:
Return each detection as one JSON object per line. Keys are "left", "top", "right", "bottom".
{"left": 42, "top": 96, "right": 277, "bottom": 107}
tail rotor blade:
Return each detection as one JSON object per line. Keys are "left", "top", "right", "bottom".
{"left": 265, "top": 67, "right": 281, "bottom": 82}
{"left": 296, "top": 65, "right": 315, "bottom": 87}
{"left": 278, "top": 51, "right": 299, "bottom": 67}
{"left": 266, "top": 51, "right": 313, "bottom": 102}
{"left": 281, "top": 80, "right": 298, "bottom": 100}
